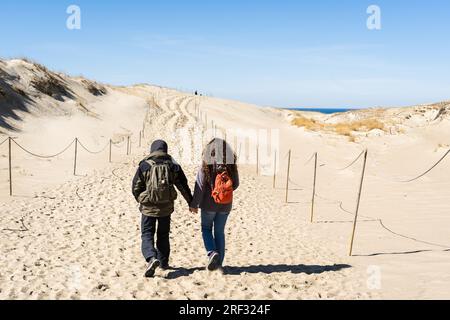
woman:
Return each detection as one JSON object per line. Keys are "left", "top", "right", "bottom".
{"left": 190, "top": 138, "right": 240, "bottom": 271}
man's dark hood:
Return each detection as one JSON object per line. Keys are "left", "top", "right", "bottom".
{"left": 150, "top": 140, "right": 168, "bottom": 154}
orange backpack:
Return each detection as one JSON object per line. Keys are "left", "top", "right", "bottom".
{"left": 211, "top": 171, "right": 234, "bottom": 205}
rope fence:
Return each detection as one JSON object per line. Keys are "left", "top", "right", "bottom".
{"left": 1, "top": 131, "right": 143, "bottom": 197}
{"left": 12, "top": 139, "right": 76, "bottom": 159}
{"left": 273, "top": 145, "right": 450, "bottom": 256}
{"left": 77, "top": 139, "right": 110, "bottom": 155}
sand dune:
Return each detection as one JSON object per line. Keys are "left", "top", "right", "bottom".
{"left": 1, "top": 59, "right": 450, "bottom": 299}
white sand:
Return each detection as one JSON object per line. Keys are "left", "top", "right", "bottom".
{"left": 1, "top": 59, "right": 450, "bottom": 299}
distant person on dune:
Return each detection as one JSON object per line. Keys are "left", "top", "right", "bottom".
{"left": 189, "top": 138, "right": 240, "bottom": 271}
{"left": 132, "top": 140, "right": 193, "bottom": 277}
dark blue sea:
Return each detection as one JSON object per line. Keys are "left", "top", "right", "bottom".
{"left": 287, "top": 108, "right": 354, "bottom": 114}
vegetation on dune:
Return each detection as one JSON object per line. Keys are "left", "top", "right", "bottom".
{"left": 291, "top": 115, "right": 385, "bottom": 141}
{"left": 12, "top": 85, "right": 27, "bottom": 97}
{"left": 31, "top": 74, "right": 73, "bottom": 101}
{"left": 81, "top": 79, "right": 107, "bottom": 96}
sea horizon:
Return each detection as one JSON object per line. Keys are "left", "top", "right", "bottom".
{"left": 286, "top": 107, "right": 358, "bottom": 114}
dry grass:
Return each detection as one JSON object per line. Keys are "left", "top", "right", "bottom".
{"left": 31, "top": 74, "right": 72, "bottom": 100}
{"left": 81, "top": 80, "right": 107, "bottom": 96}
{"left": 291, "top": 116, "right": 321, "bottom": 130}
{"left": 291, "top": 115, "right": 385, "bottom": 141}
{"left": 12, "top": 85, "right": 26, "bottom": 97}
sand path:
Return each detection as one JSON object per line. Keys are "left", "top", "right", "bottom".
{"left": 0, "top": 91, "right": 375, "bottom": 299}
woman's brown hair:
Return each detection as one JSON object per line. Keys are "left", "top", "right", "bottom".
{"left": 202, "top": 138, "right": 238, "bottom": 186}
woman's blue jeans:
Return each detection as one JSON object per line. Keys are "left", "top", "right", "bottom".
{"left": 201, "top": 210, "right": 229, "bottom": 266}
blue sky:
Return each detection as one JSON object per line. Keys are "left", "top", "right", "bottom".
{"left": 1, "top": 0, "right": 449, "bottom": 108}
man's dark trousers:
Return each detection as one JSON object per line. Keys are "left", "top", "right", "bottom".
{"left": 141, "top": 214, "right": 171, "bottom": 265}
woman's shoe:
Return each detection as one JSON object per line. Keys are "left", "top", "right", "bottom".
{"left": 144, "top": 258, "right": 161, "bottom": 277}
{"left": 207, "top": 251, "right": 220, "bottom": 271}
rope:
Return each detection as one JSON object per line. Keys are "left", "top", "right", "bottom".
{"left": 314, "top": 193, "right": 376, "bottom": 221}
{"left": 77, "top": 140, "right": 110, "bottom": 154}
{"left": 377, "top": 219, "right": 450, "bottom": 249}
{"left": 12, "top": 139, "right": 76, "bottom": 159}
{"left": 314, "top": 193, "right": 450, "bottom": 249}
{"left": 0, "top": 137, "right": 9, "bottom": 146}
{"left": 337, "top": 150, "right": 365, "bottom": 171}
{"left": 303, "top": 152, "right": 316, "bottom": 166}
{"left": 398, "top": 148, "right": 450, "bottom": 183}
{"left": 288, "top": 178, "right": 306, "bottom": 189}
{"left": 111, "top": 140, "right": 126, "bottom": 148}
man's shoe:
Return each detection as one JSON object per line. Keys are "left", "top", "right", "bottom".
{"left": 160, "top": 262, "right": 170, "bottom": 270}
{"left": 144, "top": 258, "right": 161, "bottom": 277}
{"left": 207, "top": 251, "right": 220, "bottom": 271}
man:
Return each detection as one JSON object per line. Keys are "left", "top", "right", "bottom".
{"left": 132, "top": 140, "right": 193, "bottom": 277}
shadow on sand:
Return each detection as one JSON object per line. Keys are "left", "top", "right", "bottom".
{"left": 223, "top": 263, "right": 351, "bottom": 276}
{"left": 165, "top": 263, "right": 351, "bottom": 279}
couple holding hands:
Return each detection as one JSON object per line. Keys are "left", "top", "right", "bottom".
{"left": 132, "top": 138, "right": 239, "bottom": 277}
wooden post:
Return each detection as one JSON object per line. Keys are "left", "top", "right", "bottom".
{"left": 273, "top": 150, "right": 277, "bottom": 189}
{"left": 349, "top": 149, "right": 368, "bottom": 256}
{"left": 127, "top": 136, "right": 130, "bottom": 155}
{"left": 310, "top": 152, "right": 318, "bottom": 223}
{"left": 285, "top": 150, "right": 291, "bottom": 203}
{"left": 73, "top": 138, "right": 78, "bottom": 176}
{"left": 256, "top": 131, "right": 260, "bottom": 175}
{"left": 8, "top": 137, "right": 12, "bottom": 196}
{"left": 256, "top": 144, "right": 259, "bottom": 175}
{"left": 109, "top": 139, "right": 112, "bottom": 163}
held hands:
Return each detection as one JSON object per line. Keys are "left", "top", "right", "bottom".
{"left": 189, "top": 207, "right": 199, "bottom": 214}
